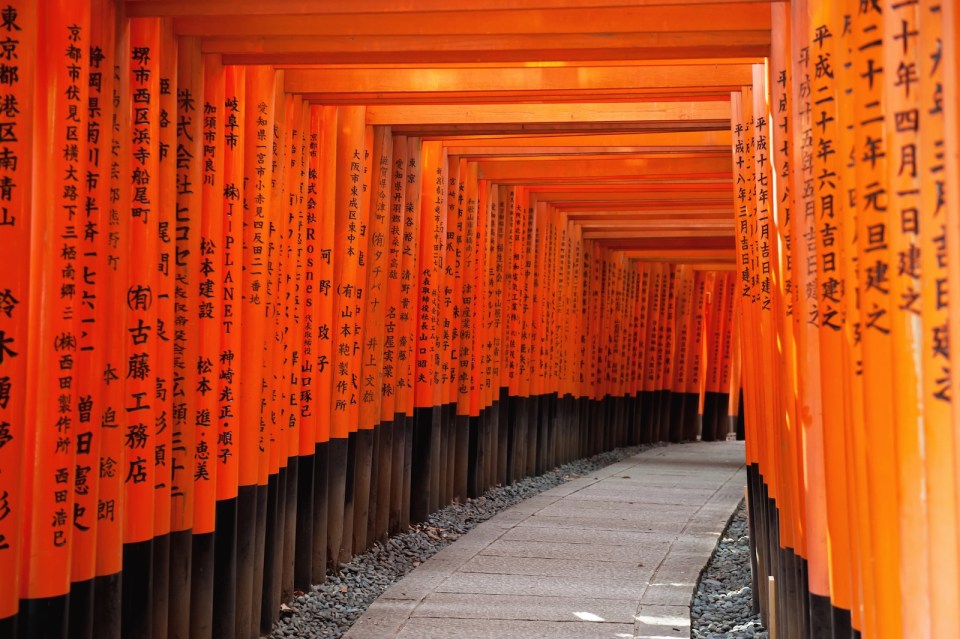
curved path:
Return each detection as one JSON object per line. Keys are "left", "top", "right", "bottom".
{"left": 346, "top": 441, "right": 746, "bottom": 639}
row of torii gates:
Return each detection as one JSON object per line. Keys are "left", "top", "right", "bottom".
{"left": 1, "top": 1, "right": 958, "bottom": 638}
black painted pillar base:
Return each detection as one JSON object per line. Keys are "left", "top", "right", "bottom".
{"left": 521, "top": 396, "right": 535, "bottom": 480}
{"left": 534, "top": 395, "right": 546, "bottom": 475}
{"left": 212, "top": 498, "right": 238, "bottom": 639}
{"left": 366, "top": 422, "right": 382, "bottom": 548}
{"left": 638, "top": 390, "right": 653, "bottom": 443}
{"left": 496, "top": 388, "right": 509, "bottom": 486}
{"left": 250, "top": 482, "right": 269, "bottom": 634}
{"left": 602, "top": 396, "right": 614, "bottom": 450}
{"left": 325, "top": 437, "right": 348, "bottom": 573}
{"left": 18, "top": 594, "right": 68, "bottom": 639}
{"left": 68, "top": 577, "right": 94, "bottom": 639}
{"left": 294, "top": 454, "right": 315, "bottom": 591}
{"left": 411, "top": 406, "right": 434, "bottom": 524}
{"left": 809, "top": 593, "right": 834, "bottom": 639}
{"left": 701, "top": 391, "right": 718, "bottom": 441}
{"left": 548, "top": 393, "right": 559, "bottom": 467}
{"left": 388, "top": 415, "right": 406, "bottom": 535}
{"left": 235, "top": 483, "right": 258, "bottom": 636}
{"left": 715, "top": 392, "right": 730, "bottom": 439}
{"left": 434, "top": 405, "right": 449, "bottom": 511}
{"left": 340, "top": 432, "right": 357, "bottom": 565}
{"left": 372, "top": 419, "right": 393, "bottom": 544}
{"left": 467, "top": 414, "right": 481, "bottom": 498}
{"left": 122, "top": 539, "right": 153, "bottom": 639}
{"left": 260, "top": 472, "right": 282, "bottom": 634}
{"left": 668, "top": 391, "right": 684, "bottom": 442}
{"left": 93, "top": 572, "right": 121, "bottom": 639}
{"left": 629, "top": 392, "right": 642, "bottom": 445}
{"left": 454, "top": 413, "right": 470, "bottom": 503}
{"left": 649, "top": 388, "right": 663, "bottom": 442}
{"left": 312, "top": 441, "right": 330, "bottom": 584}
{"left": 832, "top": 605, "right": 852, "bottom": 639}
{"left": 351, "top": 428, "right": 374, "bottom": 555}
{"left": 0, "top": 614, "right": 16, "bottom": 639}
{"left": 578, "top": 396, "right": 590, "bottom": 457}
{"left": 780, "top": 547, "right": 802, "bottom": 639}
{"left": 505, "top": 394, "right": 518, "bottom": 484}
{"left": 681, "top": 393, "right": 699, "bottom": 441}
{"left": 151, "top": 532, "right": 169, "bottom": 639}
{"left": 400, "top": 414, "right": 414, "bottom": 531}
{"left": 657, "top": 389, "right": 671, "bottom": 442}
{"left": 428, "top": 406, "right": 443, "bottom": 515}
{"left": 745, "top": 465, "right": 761, "bottom": 614}
{"left": 797, "top": 553, "right": 810, "bottom": 638}
{"left": 282, "top": 458, "right": 298, "bottom": 600}
{"left": 589, "top": 398, "right": 602, "bottom": 455}
{"left": 169, "top": 529, "right": 193, "bottom": 637}
{"left": 190, "top": 531, "right": 215, "bottom": 639}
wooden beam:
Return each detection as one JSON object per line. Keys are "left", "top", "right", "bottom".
{"left": 477, "top": 157, "right": 730, "bottom": 180}
{"left": 480, "top": 159, "right": 729, "bottom": 185}
{"left": 554, "top": 205, "right": 732, "bottom": 216}
{"left": 439, "top": 130, "right": 733, "bottom": 148}
{"left": 575, "top": 220, "right": 734, "bottom": 230}
{"left": 283, "top": 64, "right": 753, "bottom": 95}
{"left": 590, "top": 236, "right": 734, "bottom": 249}
{"left": 526, "top": 182, "right": 731, "bottom": 193}
{"left": 621, "top": 248, "right": 735, "bottom": 259}
{"left": 552, "top": 200, "right": 734, "bottom": 209}
{"left": 275, "top": 58, "right": 765, "bottom": 69}
{"left": 501, "top": 180, "right": 730, "bottom": 188}
{"left": 127, "top": 0, "right": 776, "bottom": 18}
{"left": 209, "top": 32, "right": 769, "bottom": 66}
{"left": 528, "top": 187, "right": 730, "bottom": 199}
{"left": 474, "top": 151, "right": 729, "bottom": 162}
{"left": 294, "top": 89, "right": 736, "bottom": 105}
{"left": 532, "top": 178, "right": 731, "bottom": 186}
{"left": 582, "top": 229, "right": 733, "bottom": 239}
{"left": 365, "top": 101, "right": 730, "bottom": 126}
{"left": 386, "top": 121, "right": 731, "bottom": 136}
{"left": 541, "top": 200, "right": 732, "bottom": 211}
{"left": 172, "top": 5, "right": 770, "bottom": 37}
{"left": 439, "top": 144, "right": 729, "bottom": 156}
{"left": 596, "top": 239, "right": 734, "bottom": 251}
{"left": 565, "top": 210, "right": 732, "bottom": 220}
{"left": 494, "top": 184, "right": 731, "bottom": 197}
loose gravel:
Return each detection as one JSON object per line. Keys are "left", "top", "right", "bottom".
{"left": 269, "top": 441, "right": 664, "bottom": 638}
{"left": 691, "top": 501, "right": 768, "bottom": 639}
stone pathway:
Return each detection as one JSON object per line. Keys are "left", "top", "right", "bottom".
{"left": 345, "top": 441, "right": 746, "bottom": 639}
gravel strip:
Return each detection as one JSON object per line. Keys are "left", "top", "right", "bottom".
{"left": 269, "top": 441, "right": 664, "bottom": 638}
{"left": 691, "top": 501, "right": 768, "bottom": 638}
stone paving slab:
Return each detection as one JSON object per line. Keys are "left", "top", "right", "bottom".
{"left": 634, "top": 605, "right": 692, "bottom": 637}
{"left": 392, "top": 618, "right": 637, "bottom": 639}
{"left": 501, "top": 525, "right": 680, "bottom": 547}
{"left": 536, "top": 501, "right": 700, "bottom": 519}
{"left": 565, "top": 488, "right": 719, "bottom": 504}
{"left": 479, "top": 538, "right": 671, "bottom": 563}
{"left": 514, "top": 514, "right": 689, "bottom": 534}
{"left": 435, "top": 571, "right": 653, "bottom": 599}
{"left": 345, "top": 441, "right": 746, "bottom": 639}
{"left": 460, "top": 554, "right": 656, "bottom": 581}
{"left": 410, "top": 593, "right": 641, "bottom": 624}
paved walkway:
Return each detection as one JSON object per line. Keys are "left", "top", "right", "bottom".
{"left": 346, "top": 441, "right": 746, "bottom": 639}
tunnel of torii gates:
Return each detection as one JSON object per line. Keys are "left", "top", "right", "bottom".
{"left": 1, "top": 0, "right": 959, "bottom": 638}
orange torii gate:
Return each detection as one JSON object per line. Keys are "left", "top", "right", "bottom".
{"left": 2, "top": 2, "right": 959, "bottom": 639}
